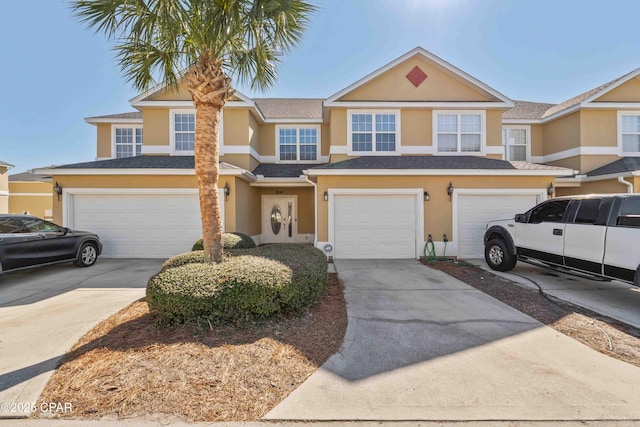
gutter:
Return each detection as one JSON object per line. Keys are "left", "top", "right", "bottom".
{"left": 618, "top": 176, "right": 634, "bottom": 193}
{"left": 302, "top": 173, "right": 318, "bottom": 247}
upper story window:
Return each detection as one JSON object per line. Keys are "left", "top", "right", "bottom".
{"left": 277, "top": 125, "right": 320, "bottom": 162}
{"left": 618, "top": 112, "right": 640, "bottom": 155}
{"left": 174, "top": 112, "right": 195, "bottom": 152}
{"left": 347, "top": 110, "right": 400, "bottom": 155}
{"left": 113, "top": 126, "right": 143, "bottom": 158}
{"left": 433, "top": 111, "right": 485, "bottom": 154}
{"left": 502, "top": 126, "right": 530, "bottom": 161}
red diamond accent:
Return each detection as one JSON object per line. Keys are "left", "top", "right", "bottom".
{"left": 406, "top": 66, "right": 427, "bottom": 87}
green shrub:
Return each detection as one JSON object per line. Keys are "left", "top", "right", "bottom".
{"left": 191, "top": 232, "right": 256, "bottom": 251}
{"left": 161, "top": 250, "right": 208, "bottom": 271}
{"left": 148, "top": 244, "right": 327, "bottom": 323}
{"left": 148, "top": 256, "right": 292, "bottom": 323}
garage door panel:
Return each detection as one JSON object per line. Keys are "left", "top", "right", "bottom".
{"left": 334, "top": 194, "right": 417, "bottom": 259}
{"left": 457, "top": 193, "right": 539, "bottom": 259}
{"left": 71, "top": 192, "right": 215, "bottom": 259}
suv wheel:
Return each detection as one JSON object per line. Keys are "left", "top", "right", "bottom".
{"left": 75, "top": 242, "right": 98, "bottom": 267}
{"left": 485, "top": 239, "right": 517, "bottom": 272}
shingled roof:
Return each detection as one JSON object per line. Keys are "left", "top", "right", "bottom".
{"left": 9, "top": 172, "right": 52, "bottom": 182}
{"left": 86, "top": 112, "right": 142, "bottom": 121}
{"left": 254, "top": 98, "right": 323, "bottom": 120}
{"left": 502, "top": 100, "right": 556, "bottom": 120}
{"left": 586, "top": 157, "right": 640, "bottom": 177}
{"left": 311, "top": 155, "right": 516, "bottom": 170}
{"left": 47, "top": 156, "right": 241, "bottom": 171}
{"left": 252, "top": 163, "right": 318, "bottom": 178}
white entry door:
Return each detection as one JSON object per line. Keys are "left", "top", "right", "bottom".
{"left": 262, "top": 196, "right": 296, "bottom": 244}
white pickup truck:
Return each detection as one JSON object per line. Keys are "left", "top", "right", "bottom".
{"left": 483, "top": 194, "right": 640, "bottom": 286}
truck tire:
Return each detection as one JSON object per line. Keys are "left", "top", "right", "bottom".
{"left": 485, "top": 238, "right": 517, "bottom": 272}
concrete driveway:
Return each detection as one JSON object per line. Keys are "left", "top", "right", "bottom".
{"left": 475, "top": 260, "right": 640, "bottom": 328}
{"left": 0, "top": 259, "right": 163, "bottom": 418}
{"left": 267, "top": 259, "right": 640, "bottom": 422}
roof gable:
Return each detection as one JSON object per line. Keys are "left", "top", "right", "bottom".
{"left": 326, "top": 47, "right": 513, "bottom": 105}
{"left": 129, "top": 80, "right": 254, "bottom": 106}
{"left": 592, "top": 75, "right": 640, "bottom": 102}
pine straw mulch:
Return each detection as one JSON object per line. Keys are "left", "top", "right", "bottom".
{"left": 427, "top": 261, "right": 640, "bottom": 367}
{"left": 35, "top": 273, "right": 347, "bottom": 422}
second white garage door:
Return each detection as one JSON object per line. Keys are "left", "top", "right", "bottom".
{"left": 68, "top": 191, "right": 223, "bottom": 258}
{"left": 456, "top": 191, "right": 542, "bottom": 259}
{"left": 332, "top": 193, "right": 419, "bottom": 259}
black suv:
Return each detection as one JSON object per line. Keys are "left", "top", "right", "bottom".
{"left": 0, "top": 215, "right": 102, "bottom": 273}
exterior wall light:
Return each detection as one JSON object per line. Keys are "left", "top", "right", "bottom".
{"left": 423, "top": 191, "right": 430, "bottom": 201}
{"left": 223, "top": 182, "right": 230, "bottom": 201}
{"left": 547, "top": 183, "right": 555, "bottom": 197}
{"left": 53, "top": 182, "right": 62, "bottom": 201}
{"left": 323, "top": 191, "right": 329, "bottom": 201}
{"left": 447, "top": 182, "right": 454, "bottom": 201}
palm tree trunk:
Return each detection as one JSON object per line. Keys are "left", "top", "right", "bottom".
{"left": 194, "top": 103, "right": 223, "bottom": 263}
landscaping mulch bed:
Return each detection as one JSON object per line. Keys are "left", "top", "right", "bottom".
{"left": 428, "top": 261, "right": 640, "bottom": 368}
{"left": 35, "top": 273, "right": 346, "bottom": 422}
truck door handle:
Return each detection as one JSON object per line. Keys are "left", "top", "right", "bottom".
{"left": 553, "top": 228, "right": 563, "bottom": 236}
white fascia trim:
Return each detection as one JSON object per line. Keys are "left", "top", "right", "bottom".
{"left": 264, "top": 118, "right": 323, "bottom": 124}
{"left": 324, "top": 47, "right": 513, "bottom": 106}
{"left": 502, "top": 118, "right": 542, "bottom": 124}
{"left": 346, "top": 109, "right": 402, "bottom": 156}
{"left": 580, "top": 69, "right": 640, "bottom": 105}
{"left": 141, "top": 145, "right": 172, "bottom": 155}
{"left": 539, "top": 104, "right": 580, "bottom": 123}
{"left": 0, "top": 190, "right": 8, "bottom": 196}
{"left": 485, "top": 146, "right": 506, "bottom": 155}
{"left": 133, "top": 100, "right": 255, "bottom": 108}
{"left": 432, "top": 110, "right": 486, "bottom": 156}
{"left": 530, "top": 146, "right": 620, "bottom": 164}
{"left": 327, "top": 188, "right": 424, "bottom": 259}
{"left": 329, "top": 146, "right": 348, "bottom": 155}
{"left": 307, "top": 168, "right": 573, "bottom": 177}
{"left": 325, "top": 101, "right": 513, "bottom": 109}
{"left": 561, "top": 171, "right": 638, "bottom": 183}
{"left": 9, "top": 193, "right": 53, "bottom": 197}
{"left": 85, "top": 118, "right": 143, "bottom": 125}
{"left": 32, "top": 168, "right": 251, "bottom": 177}
{"left": 95, "top": 157, "right": 112, "bottom": 161}
{"left": 250, "top": 178, "right": 313, "bottom": 187}
{"left": 402, "top": 146, "right": 433, "bottom": 154}
{"left": 584, "top": 102, "right": 640, "bottom": 109}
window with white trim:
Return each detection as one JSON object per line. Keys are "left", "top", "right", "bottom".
{"left": 174, "top": 112, "right": 195, "bottom": 152}
{"left": 434, "top": 111, "right": 484, "bottom": 154}
{"left": 502, "top": 126, "right": 528, "bottom": 161}
{"left": 277, "top": 125, "right": 319, "bottom": 162}
{"left": 619, "top": 112, "right": 640, "bottom": 154}
{"left": 114, "top": 126, "right": 143, "bottom": 158}
{"left": 348, "top": 110, "right": 400, "bottom": 154}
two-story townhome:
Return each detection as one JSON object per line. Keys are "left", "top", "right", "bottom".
{"left": 0, "top": 161, "right": 13, "bottom": 213}
{"left": 35, "top": 47, "right": 639, "bottom": 260}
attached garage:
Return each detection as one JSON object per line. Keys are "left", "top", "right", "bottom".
{"left": 65, "top": 189, "right": 223, "bottom": 258}
{"left": 454, "top": 189, "right": 544, "bottom": 259}
{"left": 329, "top": 189, "right": 423, "bottom": 259}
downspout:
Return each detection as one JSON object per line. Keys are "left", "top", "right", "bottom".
{"left": 618, "top": 176, "right": 634, "bottom": 193}
{"left": 303, "top": 174, "right": 318, "bottom": 247}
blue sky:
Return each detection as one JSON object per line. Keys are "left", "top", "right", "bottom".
{"left": 2, "top": 0, "right": 640, "bottom": 173}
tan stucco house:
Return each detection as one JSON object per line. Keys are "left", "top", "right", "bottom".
{"left": 0, "top": 160, "right": 13, "bottom": 213}
{"left": 8, "top": 172, "right": 53, "bottom": 219}
{"left": 34, "top": 47, "right": 640, "bottom": 260}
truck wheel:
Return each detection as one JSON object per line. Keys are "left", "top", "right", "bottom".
{"left": 74, "top": 242, "right": 98, "bottom": 267}
{"left": 485, "top": 239, "right": 517, "bottom": 272}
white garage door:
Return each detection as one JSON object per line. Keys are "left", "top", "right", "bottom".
{"left": 457, "top": 192, "right": 541, "bottom": 259}
{"left": 333, "top": 194, "right": 418, "bottom": 259}
{"left": 69, "top": 191, "right": 222, "bottom": 258}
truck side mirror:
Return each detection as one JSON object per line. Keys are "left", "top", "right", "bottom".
{"left": 514, "top": 213, "right": 526, "bottom": 223}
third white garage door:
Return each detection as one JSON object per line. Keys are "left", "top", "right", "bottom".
{"left": 332, "top": 193, "right": 420, "bottom": 259}
{"left": 68, "top": 190, "right": 223, "bottom": 259}
{"left": 456, "top": 191, "right": 542, "bottom": 259}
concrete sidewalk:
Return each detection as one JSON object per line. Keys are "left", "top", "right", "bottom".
{"left": 266, "top": 259, "right": 640, "bottom": 422}
{"left": 0, "top": 259, "right": 164, "bottom": 418}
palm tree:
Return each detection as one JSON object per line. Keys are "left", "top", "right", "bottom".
{"left": 71, "top": 0, "right": 315, "bottom": 263}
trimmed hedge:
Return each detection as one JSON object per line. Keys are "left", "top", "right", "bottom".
{"left": 148, "top": 244, "right": 327, "bottom": 323}
{"left": 191, "top": 232, "right": 256, "bottom": 251}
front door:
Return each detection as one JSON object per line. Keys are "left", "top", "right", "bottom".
{"left": 262, "top": 196, "right": 296, "bottom": 244}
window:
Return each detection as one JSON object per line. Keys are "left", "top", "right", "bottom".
{"left": 348, "top": 110, "right": 399, "bottom": 154}
{"left": 502, "top": 126, "right": 529, "bottom": 161}
{"left": 114, "top": 126, "right": 143, "bottom": 158}
{"left": 0, "top": 218, "right": 23, "bottom": 234}
{"left": 528, "top": 200, "right": 570, "bottom": 224}
{"left": 574, "top": 199, "right": 601, "bottom": 224}
{"left": 618, "top": 112, "right": 640, "bottom": 155}
{"left": 174, "top": 113, "right": 195, "bottom": 152}
{"left": 434, "top": 111, "right": 484, "bottom": 154}
{"left": 20, "top": 218, "right": 63, "bottom": 233}
{"left": 277, "top": 126, "right": 320, "bottom": 162}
